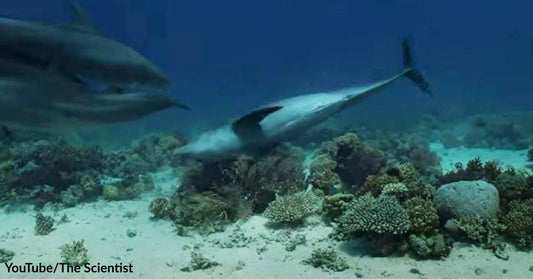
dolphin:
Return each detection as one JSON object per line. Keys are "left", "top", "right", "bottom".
{"left": 175, "top": 40, "right": 432, "bottom": 160}
{"left": 0, "top": 59, "right": 187, "bottom": 132}
{"left": 0, "top": 0, "right": 168, "bottom": 90}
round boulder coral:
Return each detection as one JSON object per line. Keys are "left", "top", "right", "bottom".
{"left": 434, "top": 180, "right": 499, "bottom": 220}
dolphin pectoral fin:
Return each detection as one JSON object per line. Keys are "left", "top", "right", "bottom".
{"left": 402, "top": 39, "right": 432, "bottom": 96}
{"left": 231, "top": 106, "right": 282, "bottom": 143}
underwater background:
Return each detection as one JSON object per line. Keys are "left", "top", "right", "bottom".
{"left": 2, "top": 0, "right": 533, "bottom": 144}
{"left": 1, "top": 0, "right": 533, "bottom": 278}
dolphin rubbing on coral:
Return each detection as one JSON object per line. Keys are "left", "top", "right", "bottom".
{"left": 176, "top": 40, "right": 432, "bottom": 160}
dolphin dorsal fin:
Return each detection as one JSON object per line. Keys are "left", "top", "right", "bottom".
{"left": 67, "top": 0, "right": 98, "bottom": 34}
{"left": 232, "top": 106, "right": 282, "bottom": 143}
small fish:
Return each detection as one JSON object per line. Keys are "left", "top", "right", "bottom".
{"left": 176, "top": 39, "right": 431, "bottom": 160}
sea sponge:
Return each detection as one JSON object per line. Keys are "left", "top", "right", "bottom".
{"left": 322, "top": 193, "right": 354, "bottom": 220}
{"left": 35, "top": 213, "right": 54, "bottom": 236}
{"left": 335, "top": 194, "right": 410, "bottom": 238}
{"left": 60, "top": 239, "right": 89, "bottom": 266}
{"left": 453, "top": 216, "right": 506, "bottom": 248}
{"left": 303, "top": 248, "right": 349, "bottom": 272}
{"left": 404, "top": 198, "right": 439, "bottom": 235}
{"left": 264, "top": 191, "right": 321, "bottom": 223}
{"left": 308, "top": 154, "right": 341, "bottom": 193}
{"left": 408, "top": 234, "right": 450, "bottom": 259}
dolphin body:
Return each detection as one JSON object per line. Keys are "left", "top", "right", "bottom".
{"left": 176, "top": 41, "right": 432, "bottom": 160}
{"left": 0, "top": 60, "right": 185, "bottom": 132}
{"left": 0, "top": 1, "right": 168, "bottom": 90}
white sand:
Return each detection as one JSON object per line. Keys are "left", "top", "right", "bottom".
{"left": 1, "top": 149, "right": 533, "bottom": 279}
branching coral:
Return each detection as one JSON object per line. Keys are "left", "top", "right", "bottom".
{"left": 501, "top": 199, "right": 533, "bottom": 248}
{"left": 404, "top": 198, "right": 439, "bottom": 235}
{"left": 303, "top": 248, "right": 349, "bottom": 272}
{"left": 60, "top": 239, "right": 89, "bottom": 266}
{"left": 335, "top": 194, "right": 410, "bottom": 238}
{"left": 452, "top": 216, "right": 506, "bottom": 249}
{"left": 264, "top": 191, "right": 321, "bottom": 223}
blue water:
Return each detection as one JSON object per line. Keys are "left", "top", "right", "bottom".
{"left": 2, "top": 0, "right": 532, "bottom": 143}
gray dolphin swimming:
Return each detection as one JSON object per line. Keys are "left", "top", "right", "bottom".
{"left": 0, "top": 60, "right": 186, "bottom": 132}
{"left": 0, "top": 1, "right": 168, "bottom": 90}
{"left": 176, "top": 40, "right": 432, "bottom": 160}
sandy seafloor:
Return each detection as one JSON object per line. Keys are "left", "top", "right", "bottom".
{"left": 1, "top": 143, "right": 533, "bottom": 279}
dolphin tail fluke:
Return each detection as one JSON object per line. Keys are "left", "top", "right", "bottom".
{"left": 402, "top": 39, "right": 433, "bottom": 97}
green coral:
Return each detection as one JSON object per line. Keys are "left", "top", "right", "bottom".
{"left": 404, "top": 198, "right": 439, "bottom": 235}
{"left": 303, "top": 248, "right": 349, "bottom": 272}
{"left": 60, "top": 239, "right": 89, "bottom": 266}
{"left": 453, "top": 216, "right": 506, "bottom": 248}
{"left": 264, "top": 191, "right": 321, "bottom": 223}
{"left": 35, "top": 213, "right": 54, "bottom": 236}
{"left": 0, "top": 249, "right": 15, "bottom": 263}
{"left": 308, "top": 154, "right": 341, "bottom": 193}
{"left": 336, "top": 194, "right": 410, "bottom": 238}
{"left": 408, "top": 234, "right": 450, "bottom": 259}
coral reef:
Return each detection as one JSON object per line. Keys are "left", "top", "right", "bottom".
{"left": 180, "top": 251, "right": 220, "bottom": 272}
{"left": 307, "top": 154, "right": 341, "bottom": 193}
{"left": 101, "top": 174, "right": 154, "bottom": 201}
{"left": 322, "top": 193, "right": 354, "bottom": 220}
{"left": 404, "top": 198, "right": 439, "bottom": 235}
{"left": 35, "top": 213, "right": 54, "bottom": 236}
{"left": 434, "top": 180, "right": 500, "bottom": 220}
{"left": 335, "top": 194, "right": 410, "bottom": 238}
{"left": 264, "top": 191, "right": 321, "bottom": 224}
{"left": 148, "top": 197, "right": 173, "bottom": 219}
{"left": 60, "top": 239, "right": 89, "bottom": 266}
{"left": 318, "top": 133, "right": 385, "bottom": 188}
{"left": 0, "top": 249, "right": 15, "bottom": 263}
{"left": 408, "top": 234, "right": 450, "bottom": 259}
{"left": 494, "top": 170, "right": 529, "bottom": 203}
{"left": 501, "top": 199, "right": 533, "bottom": 248}
{"left": 451, "top": 217, "right": 506, "bottom": 249}
{"left": 302, "top": 248, "right": 349, "bottom": 272}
